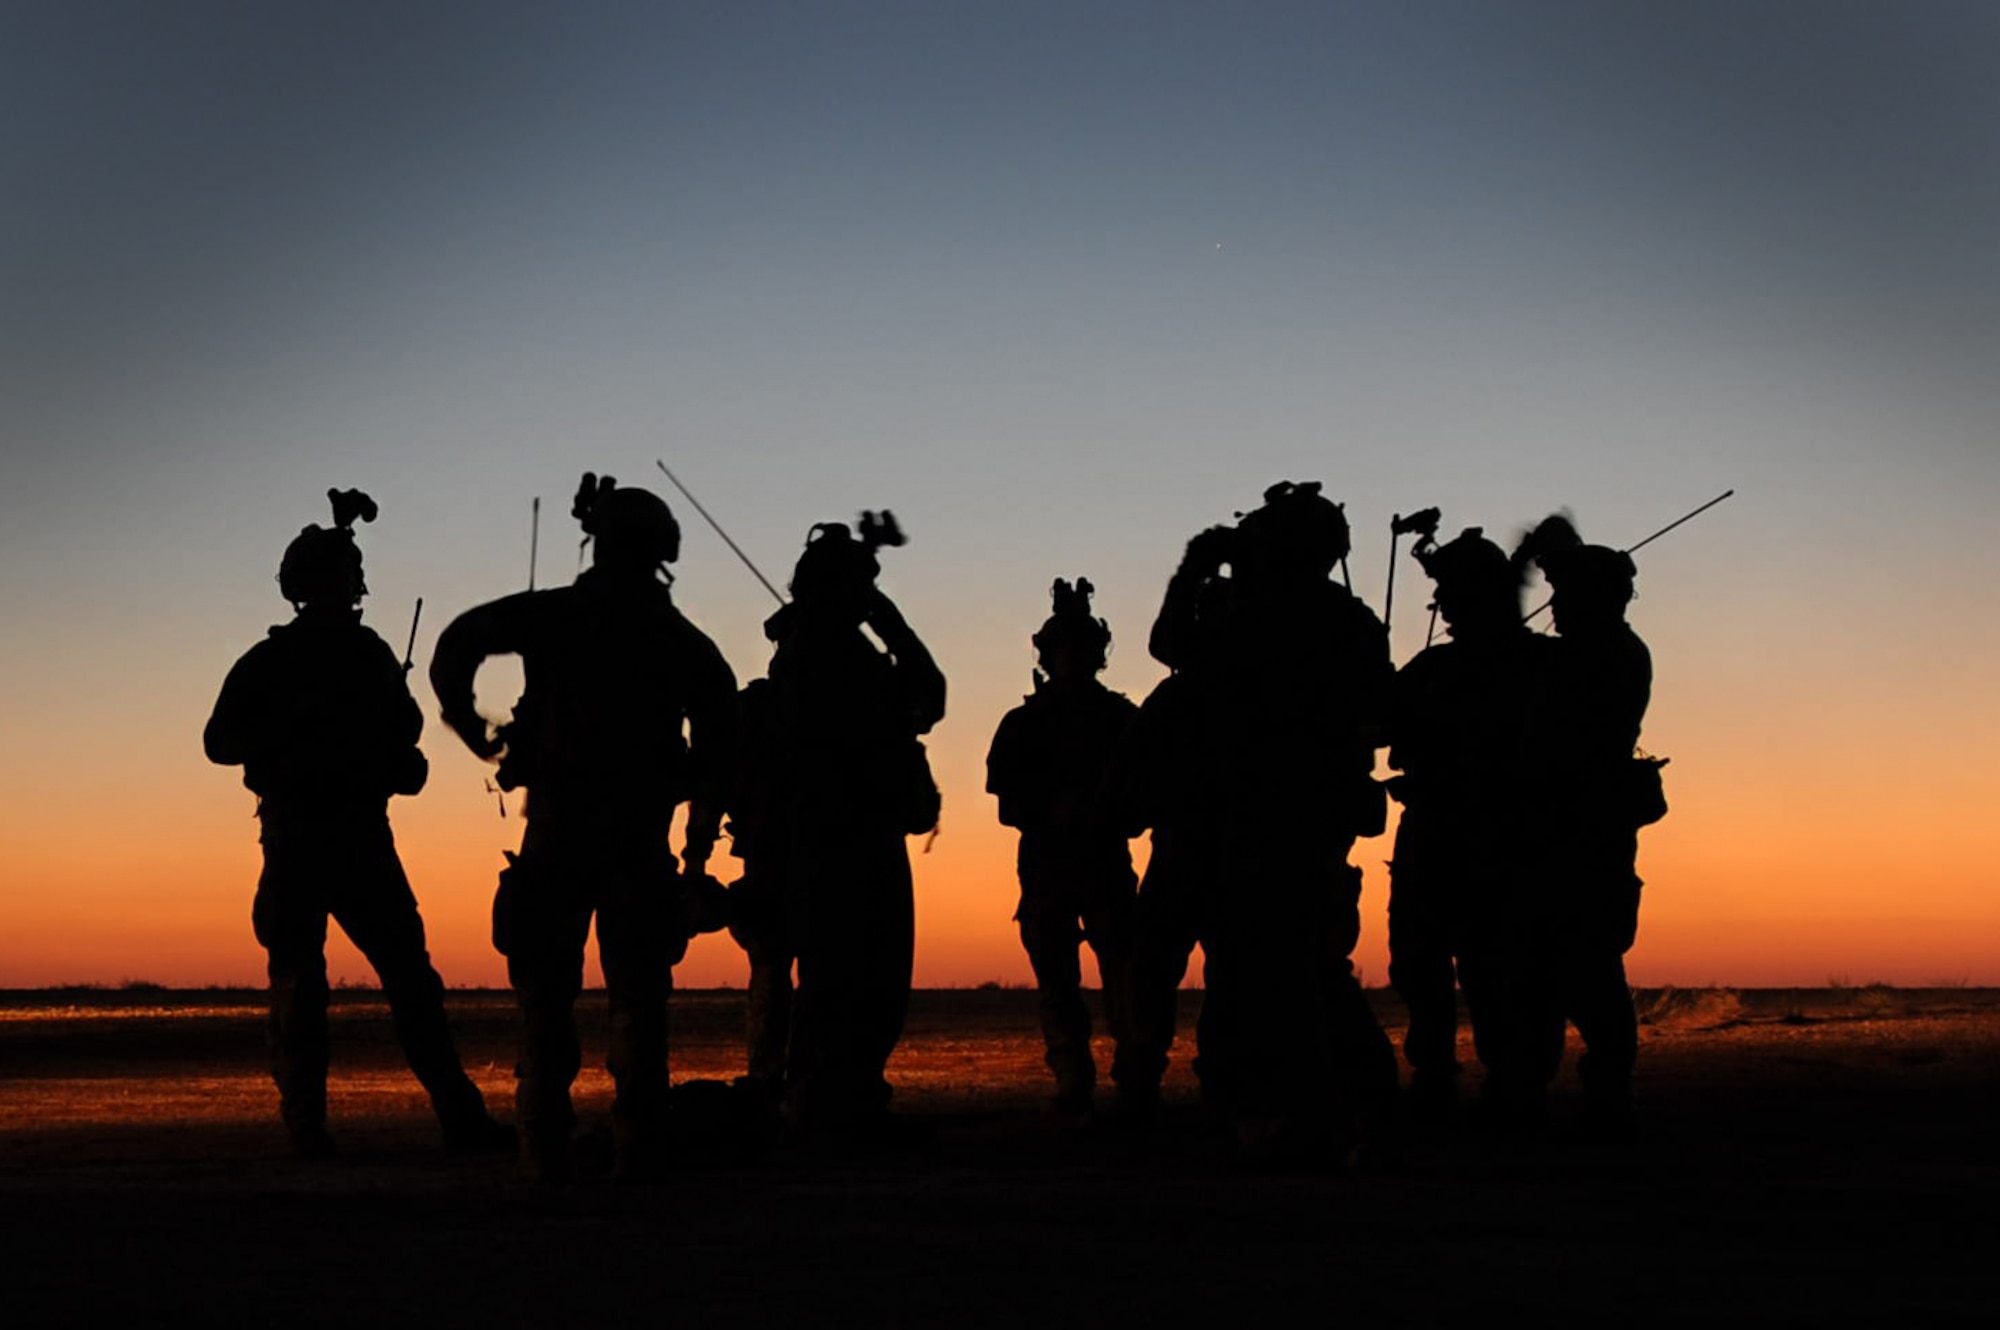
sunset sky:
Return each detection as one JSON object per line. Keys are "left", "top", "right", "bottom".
{"left": 3, "top": 2, "right": 1997, "bottom": 990}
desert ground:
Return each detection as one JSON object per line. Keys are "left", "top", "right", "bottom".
{"left": 2, "top": 985, "right": 1995, "bottom": 1326}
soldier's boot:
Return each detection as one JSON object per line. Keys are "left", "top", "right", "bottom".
{"left": 514, "top": 1051, "right": 580, "bottom": 1183}
{"left": 743, "top": 956, "right": 795, "bottom": 1086}
{"left": 1047, "top": 1066, "right": 1096, "bottom": 1126}
{"left": 1576, "top": 1049, "right": 1636, "bottom": 1143}
{"left": 1042, "top": 1014, "right": 1097, "bottom": 1123}
{"left": 268, "top": 972, "right": 336, "bottom": 1159}
{"left": 280, "top": 1087, "right": 336, "bottom": 1161}
{"left": 518, "top": 1126, "right": 572, "bottom": 1185}
{"left": 1473, "top": 1070, "right": 1549, "bottom": 1142}
{"left": 610, "top": 1083, "right": 671, "bottom": 1182}
{"left": 1104, "top": 1080, "right": 1163, "bottom": 1131}
{"left": 376, "top": 963, "right": 513, "bottom": 1152}
{"left": 1406, "top": 1065, "right": 1461, "bottom": 1132}
{"left": 440, "top": 1109, "right": 516, "bottom": 1154}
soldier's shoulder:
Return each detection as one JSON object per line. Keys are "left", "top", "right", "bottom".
{"left": 995, "top": 697, "right": 1039, "bottom": 731}
{"left": 1317, "top": 581, "right": 1385, "bottom": 633}
{"left": 1091, "top": 681, "right": 1142, "bottom": 717}
{"left": 1398, "top": 641, "right": 1454, "bottom": 676}
{"left": 450, "top": 586, "right": 553, "bottom": 628}
{"left": 220, "top": 631, "right": 288, "bottom": 682}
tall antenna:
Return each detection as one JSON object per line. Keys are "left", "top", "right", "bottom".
{"left": 655, "top": 460, "right": 787, "bottom": 605}
{"left": 528, "top": 496, "right": 541, "bottom": 591}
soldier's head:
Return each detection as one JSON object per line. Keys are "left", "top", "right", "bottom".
{"left": 1415, "top": 528, "right": 1519, "bottom": 639}
{"left": 1032, "top": 577, "right": 1111, "bottom": 681}
{"left": 1233, "top": 481, "right": 1350, "bottom": 585}
{"left": 1539, "top": 543, "right": 1636, "bottom": 635}
{"left": 278, "top": 488, "right": 375, "bottom": 612}
{"left": 574, "top": 473, "right": 680, "bottom": 577}
{"left": 787, "top": 520, "right": 883, "bottom": 624}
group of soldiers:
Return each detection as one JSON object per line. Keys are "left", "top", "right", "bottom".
{"left": 206, "top": 472, "right": 1661, "bottom": 1177}
{"left": 992, "top": 486, "right": 1661, "bottom": 1158}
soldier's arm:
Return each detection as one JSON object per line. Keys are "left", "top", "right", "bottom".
{"left": 867, "top": 592, "right": 946, "bottom": 735}
{"left": 202, "top": 646, "right": 271, "bottom": 767}
{"left": 679, "top": 628, "right": 741, "bottom": 875}
{"left": 1149, "top": 526, "right": 1232, "bottom": 669}
{"left": 428, "top": 593, "right": 536, "bottom": 760}
{"left": 985, "top": 708, "right": 1033, "bottom": 829}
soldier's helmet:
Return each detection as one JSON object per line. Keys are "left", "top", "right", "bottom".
{"left": 1539, "top": 543, "right": 1637, "bottom": 606}
{"left": 278, "top": 488, "right": 376, "bottom": 608}
{"left": 1234, "top": 480, "right": 1350, "bottom": 578}
{"left": 788, "top": 510, "right": 904, "bottom": 609}
{"left": 1417, "top": 528, "right": 1520, "bottom": 632}
{"left": 574, "top": 472, "right": 680, "bottom": 570}
{"left": 1416, "top": 528, "right": 1513, "bottom": 593}
{"left": 1032, "top": 577, "right": 1112, "bottom": 664}
{"left": 1516, "top": 511, "right": 1636, "bottom": 613}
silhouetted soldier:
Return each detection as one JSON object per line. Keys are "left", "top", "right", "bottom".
{"left": 430, "top": 474, "right": 737, "bottom": 1180}
{"left": 1385, "top": 528, "right": 1546, "bottom": 1121}
{"left": 204, "top": 489, "right": 509, "bottom": 1159}
{"left": 1124, "top": 482, "right": 1398, "bottom": 1153}
{"left": 754, "top": 513, "right": 944, "bottom": 1138}
{"left": 1515, "top": 519, "right": 1659, "bottom": 1133}
{"left": 986, "top": 578, "right": 1141, "bottom": 1120}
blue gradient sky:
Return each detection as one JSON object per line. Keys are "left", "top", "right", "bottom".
{"left": 4, "top": 2, "right": 1998, "bottom": 987}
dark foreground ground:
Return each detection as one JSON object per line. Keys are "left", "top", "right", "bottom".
{"left": 2, "top": 986, "right": 1996, "bottom": 1327}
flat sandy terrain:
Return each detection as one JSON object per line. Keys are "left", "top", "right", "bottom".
{"left": 2, "top": 986, "right": 1995, "bottom": 1326}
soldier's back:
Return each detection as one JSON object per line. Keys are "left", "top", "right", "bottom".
{"left": 498, "top": 574, "right": 733, "bottom": 812}
{"left": 207, "top": 614, "right": 421, "bottom": 817}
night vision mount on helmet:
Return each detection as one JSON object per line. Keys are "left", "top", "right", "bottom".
{"left": 788, "top": 509, "right": 906, "bottom": 606}
{"left": 278, "top": 488, "right": 378, "bottom": 609}
{"left": 572, "top": 471, "right": 682, "bottom": 571}
{"left": 1414, "top": 527, "right": 1516, "bottom": 592}
{"left": 1032, "top": 577, "right": 1111, "bottom": 656}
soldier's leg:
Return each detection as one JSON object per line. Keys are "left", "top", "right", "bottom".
{"left": 743, "top": 949, "right": 796, "bottom": 1087}
{"left": 596, "top": 848, "right": 679, "bottom": 1164}
{"left": 1219, "top": 851, "right": 1389, "bottom": 1140}
{"left": 1124, "top": 846, "right": 1205, "bottom": 1100}
{"left": 252, "top": 847, "right": 333, "bottom": 1152}
{"left": 727, "top": 871, "right": 795, "bottom": 1088}
{"left": 1388, "top": 824, "right": 1461, "bottom": 1090}
{"left": 330, "top": 832, "right": 499, "bottom": 1141}
{"left": 1017, "top": 888, "right": 1093, "bottom": 1107}
{"left": 1080, "top": 870, "right": 1141, "bottom": 1091}
{"left": 1571, "top": 870, "right": 1642, "bottom": 1123}
{"left": 493, "top": 843, "right": 594, "bottom": 1173}
{"left": 1321, "top": 861, "right": 1398, "bottom": 1125}
{"left": 790, "top": 833, "right": 913, "bottom": 1127}
{"left": 852, "top": 837, "right": 916, "bottom": 1114}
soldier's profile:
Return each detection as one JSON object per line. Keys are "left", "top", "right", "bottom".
{"left": 743, "top": 512, "right": 944, "bottom": 1140}
{"left": 1123, "top": 482, "right": 1398, "bottom": 1155}
{"left": 1385, "top": 524, "right": 1546, "bottom": 1126}
{"left": 204, "top": 488, "right": 509, "bottom": 1160}
{"left": 429, "top": 473, "right": 737, "bottom": 1181}
{"left": 1509, "top": 516, "right": 1661, "bottom": 1136}
{"left": 986, "top": 578, "right": 1142, "bottom": 1121}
